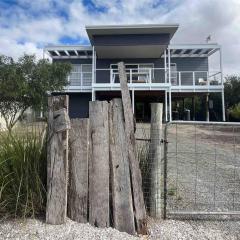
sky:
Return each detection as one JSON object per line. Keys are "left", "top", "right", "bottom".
{"left": 0, "top": 0, "right": 240, "bottom": 74}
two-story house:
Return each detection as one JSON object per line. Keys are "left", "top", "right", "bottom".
{"left": 44, "top": 24, "right": 225, "bottom": 122}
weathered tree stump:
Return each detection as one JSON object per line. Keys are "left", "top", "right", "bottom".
{"left": 118, "top": 62, "right": 147, "bottom": 234}
{"left": 89, "top": 101, "right": 110, "bottom": 228}
{"left": 46, "top": 95, "right": 70, "bottom": 225}
{"left": 68, "top": 118, "right": 89, "bottom": 223}
{"left": 109, "top": 99, "right": 135, "bottom": 234}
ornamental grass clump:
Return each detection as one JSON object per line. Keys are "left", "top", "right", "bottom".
{"left": 0, "top": 126, "right": 47, "bottom": 219}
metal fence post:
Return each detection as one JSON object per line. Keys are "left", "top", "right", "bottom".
{"left": 163, "top": 123, "right": 169, "bottom": 219}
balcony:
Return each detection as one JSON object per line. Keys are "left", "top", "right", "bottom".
{"left": 92, "top": 68, "right": 223, "bottom": 91}
{"left": 65, "top": 67, "right": 223, "bottom": 92}
{"left": 170, "top": 71, "right": 223, "bottom": 92}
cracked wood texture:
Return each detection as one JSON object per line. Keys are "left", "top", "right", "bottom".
{"left": 109, "top": 99, "right": 135, "bottom": 235}
{"left": 68, "top": 118, "right": 89, "bottom": 223}
{"left": 89, "top": 101, "right": 110, "bottom": 228}
{"left": 149, "top": 103, "right": 163, "bottom": 218}
{"left": 118, "top": 62, "right": 147, "bottom": 234}
{"left": 46, "top": 95, "right": 70, "bottom": 225}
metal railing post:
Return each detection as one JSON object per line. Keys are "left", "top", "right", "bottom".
{"left": 207, "top": 71, "right": 210, "bottom": 86}
{"left": 193, "top": 72, "right": 195, "bottom": 86}
{"left": 110, "top": 69, "right": 113, "bottom": 84}
{"left": 149, "top": 68, "right": 152, "bottom": 84}
{"left": 130, "top": 69, "right": 132, "bottom": 84}
{"left": 179, "top": 72, "right": 181, "bottom": 86}
{"left": 168, "top": 47, "right": 171, "bottom": 84}
{"left": 163, "top": 123, "right": 170, "bottom": 219}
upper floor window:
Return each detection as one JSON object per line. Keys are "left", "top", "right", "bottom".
{"left": 69, "top": 64, "right": 92, "bottom": 86}
{"left": 110, "top": 63, "right": 154, "bottom": 83}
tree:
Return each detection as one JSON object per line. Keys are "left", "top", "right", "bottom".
{"left": 224, "top": 75, "right": 240, "bottom": 109}
{"left": 0, "top": 54, "right": 72, "bottom": 131}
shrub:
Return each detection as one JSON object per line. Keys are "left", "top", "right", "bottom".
{"left": 229, "top": 103, "right": 240, "bottom": 120}
{"left": 0, "top": 126, "right": 47, "bottom": 219}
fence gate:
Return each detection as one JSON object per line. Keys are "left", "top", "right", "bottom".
{"left": 163, "top": 121, "right": 240, "bottom": 219}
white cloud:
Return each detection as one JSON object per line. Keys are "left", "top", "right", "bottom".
{"left": 0, "top": 0, "right": 240, "bottom": 74}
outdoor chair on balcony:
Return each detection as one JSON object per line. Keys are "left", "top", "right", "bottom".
{"left": 198, "top": 78, "right": 207, "bottom": 85}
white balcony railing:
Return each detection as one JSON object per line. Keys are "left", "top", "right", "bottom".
{"left": 67, "top": 68, "right": 223, "bottom": 88}
{"left": 170, "top": 71, "right": 222, "bottom": 86}
{"left": 94, "top": 68, "right": 222, "bottom": 87}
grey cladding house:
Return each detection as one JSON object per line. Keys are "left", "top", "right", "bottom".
{"left": 44, "top": 24, "right": 225, "bottom": 122}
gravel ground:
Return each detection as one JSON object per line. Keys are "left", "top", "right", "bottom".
{"left": 148, "top": 218, "right": 240, "bottom": 240}
{"left": 0, "top": 218, "right": 144, "bottom": 240}
{"left": 1, "top": 217, "right": 240, "bottom": 240}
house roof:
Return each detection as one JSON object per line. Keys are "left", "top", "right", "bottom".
{"left": 44, "top": 45, "right": 93, "bottom": 59}
{"left": 44, "top": 43, "right": 220, "bottom": 59}
{"left": 86, "top": 24, "right": 179, "bottom": 45}
{"left": 169, "top": 44, "right": 221, "bottom": 58}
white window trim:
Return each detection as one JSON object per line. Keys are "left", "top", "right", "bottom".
{"left": 69, "top": 64, "right": 92, "bottom": 86}
{"left": 110, "top": 63, "right": 154, "bottom": 82}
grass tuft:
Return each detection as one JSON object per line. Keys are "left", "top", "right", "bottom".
{"left": 0, "top": 125, "right": 47, "bottom": 219}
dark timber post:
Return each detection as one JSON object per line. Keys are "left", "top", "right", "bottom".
{"left": 206, "top": 93, "right": 210, "bottom": 121}
{"left": 192, "top": 96, "right": 196, "bottom": 121}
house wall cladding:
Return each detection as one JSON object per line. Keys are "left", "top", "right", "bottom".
{"left": 68, "top": 93, "right": 92, "bottom": 118}
{"left": 92, "top": 33, "right": 170, "bottom": 46}
{"left": 172, "top": 57, "right": 209, "bottom": 85}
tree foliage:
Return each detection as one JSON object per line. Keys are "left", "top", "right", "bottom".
{"left": 0, "top": 54, "right": 72, "bottom": 130}
{"left": 229, "top": 103, "right": 240, "bottom": 119}
{"left": 224, "top": 75, "right": 240, "bottom": 109}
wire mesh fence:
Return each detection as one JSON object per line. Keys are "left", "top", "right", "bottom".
{"left": 165, "top": 121, "right": 240, "bottom": 218}
{"left": 136, "top": 123, "right": 163, "bottom": 217}
{"left": 136, "top": 121, "right": 240, "bottom": 219}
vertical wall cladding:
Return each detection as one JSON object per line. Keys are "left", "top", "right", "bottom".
{"left": 92, "top": 34, "right": 170, "bottom": 46}
{"left": 171, "top": 57, "right": 209, "bottom": 85}
{"left": 68, "top": 93, "right": 92, "bottom": 118}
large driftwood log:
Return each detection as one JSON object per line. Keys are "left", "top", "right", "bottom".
{"left": 68, "top": 118, "right": 89, "bottom": 223}
{"left": 149, "top": 103, "right": 163, "bottom": 218}
{"left": 46, "top": 95, "right": 70, "bottom": 225}
{"left": 118, "top": 62, "right": 147, "bottom": 234}
{"left": 109, "top": 99, "right": 135, "bottom": 234}
{"left": 89, "top": 101, "right": 110, "bottom": 228}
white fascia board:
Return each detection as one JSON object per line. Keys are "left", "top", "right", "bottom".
{"left": 169, "top": 43, "right": 221, "bottom": 50}
{"left": 44, "top": 45, "right": 92, "bottom": 51}
{"left": 86, "top": 24, "right": 179, "bottom": 30}
{"left": 51, "top": 55, "right": 92, "bottom": 59}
